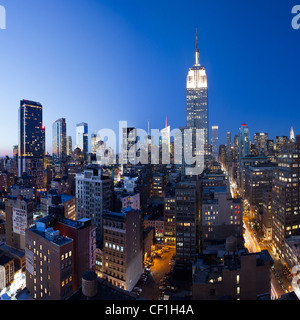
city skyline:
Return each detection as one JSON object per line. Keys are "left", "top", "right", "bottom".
{"left": 1, "top": 0, "right": 300, "bottom": 156}
{"left": 2, "top": 0, "right": 300, "bottom": 303}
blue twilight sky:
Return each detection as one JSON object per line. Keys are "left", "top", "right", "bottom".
{"left": 0, "top": 0, "right": 300, "bottom": 156}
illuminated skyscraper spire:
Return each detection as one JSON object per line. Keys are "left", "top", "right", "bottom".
{"left": 194, "top": 28, "right": 200, "bottom": 66}
{"left": 290, "top": 126, "right": 295, "bottom": 142}
{"left": 186, "top": 30, "right": 208, "bottom": 154}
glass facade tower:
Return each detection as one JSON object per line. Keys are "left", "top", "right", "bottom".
{"left": 238, "top": 123, "right": 251, "bottom": 168}
{"left": 76, "top": 122, "right": 88, "bottom": 160}
{"left": 52, "top": 118, "right": 67, "bottom": 170}
{"left": 211, "top": 125, "right": 219, "bottom": 161}
{"left": 18, "top": 99, "right": 45, "bottom": 188}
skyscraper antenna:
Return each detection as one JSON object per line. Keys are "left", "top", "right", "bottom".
{"left": 194, "top": 28, "right": 200, "bottom": 65}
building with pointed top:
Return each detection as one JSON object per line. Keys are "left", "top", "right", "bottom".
{"left": 186, "top": 31, "right": 208, "bottom": 142}
{"left": 290, "top": 126, "right": 295, "bottom": 142}
{"left": 185, "top": 31, "right": 208, "bottom": 175}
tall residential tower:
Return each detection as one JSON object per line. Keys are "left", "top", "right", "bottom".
{"left": 52, "top": 118, "right": 67, "bottom": 174}
{"left": 18, "top": 99, "right": 45, "bottom": 188}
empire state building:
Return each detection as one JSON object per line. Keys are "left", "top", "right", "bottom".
{"left": 186, "top": 32, "right": 209, "bottom": 157}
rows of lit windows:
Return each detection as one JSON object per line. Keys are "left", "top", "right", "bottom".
{"left": 104, "top": 242, "right": 124, "bottom": 252}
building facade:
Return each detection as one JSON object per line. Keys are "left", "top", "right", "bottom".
{"left": 18, "top": 99, "right": 45, "bottom": 188}
{"left": 102, "top": 208, "right": 144, "bottom": 292}
{"left": 75, "top": 167, "right": 112, "bottom": 243}
{"left": 272, "top": 137, "right": 300, "bottom": 259}
{"left": 52, "top": 118, "right": 67, "bottom": 175}
{"left": 76, "top": 122, "right": 88, "bottom": 161}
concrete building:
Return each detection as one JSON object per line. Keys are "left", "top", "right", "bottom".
{"left": 102, "top": 208, "right": 143, "bottom": 292}
{"left": 76, "top": 167, "right": 112, "bottom": 243}
{"left": 25, "top": 223, "right": 74, "bottom": 300}
{"left": 201, "top": 186, "right": 243, "bottom": 246}
{"left": 151, "top": 173, "right": 167, "bottom": 198}
{"left": 244, "top": 162, "right": 277, "bottom": 212}
{"left": 238, "top": 155, "right": 270, "bottom": 198}
{"left": 0, "top": 252, "right": 14, "bottom": 290}
{"left": 25, "top": 214, "right": 96, "bottom": 300}
{"left": 120, "top": 193, "right": 140, "bottom": 210}
{"left": 175, "top": 180, "right": 201, "bottom": 264}
{"left": 5, "top": 195, "right": 34, "bottom": 250}
{"left": 143, "top": 215, "right": 164, "bottom": 242}
{"left": 262, "top": 191, "right": 273, "bottom": 240}
{"left": 52, "top": 217, "right": 96, "bottom": 291}
{"left": 272, "top": 137, "right": 300, "bottom": 259}
{"left": 284, "top": 236, "right": 300, "bottom": 271}
{"left": 192, "top": 237, "right": 273, "bottom": 300}
{"left": 40, "top": 190, "right": 76, "bottom": 220}
{"left": 163, "top": 189, "right": 176, "bottom": 247}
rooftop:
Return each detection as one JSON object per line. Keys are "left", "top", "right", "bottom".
{"left": 68, "top": 278, "right": 138, "bottom": 300}
{"left": 28, "top": 224, "right": 72, "bottom": 247}
{"left": 0, "top": 243, "right": 25, "bottom": 259}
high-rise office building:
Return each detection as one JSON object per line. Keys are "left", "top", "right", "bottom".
{"left": 18, "top": 99, "right": 45, "bottom": 188}
{"left": 238, "top": 124, "right": 251, "bottom": 168}
{"left": 186, "top": 32, "right": 209, "bottom": 164}
{"left": 76, "top": 122, "right": 88, "bottom": 160}
{"left": 244, "top": 161, "right": 277, "bottom": 211}
{"left": 275, "top": 136, "right": 289, "bottom": 157}
{"left": 161, "top": 127, "right": 171, "bottom": 163}
{"left": 175, "top": 180, "right": 201, "bottom": 263}
{"left": 52, "top": 118, "right": 67, "bottom": 172}
{"left": 253, "top": 133, "right": 268, "bottom": 155}
{"left": 75, "top": 167, "right": 112, "bottom": 243}
{"left": 226, "top": 131, "right": 231, "bottom": 160}
{"left": 91, "top": 133, "right": 100, "bottom": 154}
{"left": 272, "top": 136, "right": 300, "bottom": 258}
{"left": 211, "top": 125, "right": 219, "bottom": 161}
{"left": 163, "top": 189, "right": 176, "bottom": 246}
{"left": 226, "top": 132, "right": 231, "bottom": 149}
{"left": 121, "top": 127, "right": 137, "bottom": 175}
{"left": 66, "top": 136, "right": 72, "bottom": 156}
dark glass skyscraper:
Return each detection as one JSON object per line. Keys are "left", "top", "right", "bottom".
{"left": 52, "top": 118, "right": 67, "bottom": 173}
{"left": 76, "top": 122, "right": 88, "bottom": 160}
{"left": 18, "top": 99, "right": 45, "bottom": 188}
{"left": 238, "top": 123, "right": 251, "bottom": 167}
